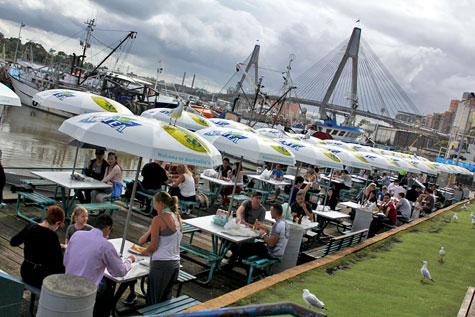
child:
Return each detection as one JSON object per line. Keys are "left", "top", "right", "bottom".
{"left": 65, "top": 207, "right": 93, "bottom": 244}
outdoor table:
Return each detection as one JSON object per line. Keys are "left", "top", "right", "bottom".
{"left": 313, "top": 209, "right": 350, "bottom": 241}
{"left": 320, "top": 175, "right": 343, "bottom": 184}
{"left": 339, "top": 201, "right": 363, "bottom": 209}
{"left": 105, "top": 238, "right": 149, "bottom": 317}
{"left": 283, "top": 174, "right": 310, "bottom": 184}
{"left": 31, "top": 171, "right": 111, "bottom": 217}
{"left": 351, "top": 175, "right": 368, "bottom": 182}
{"left": 264, "top": 211, "right": 319, "bottom": 231}
{"left": 182, "top": 215, "right": 258, "bottom": 281}
{"left": 247, "top": 174, "right": 290, "bottom": 202}
{"left": 200, "top": 174, "right": 243, "bottom": 205}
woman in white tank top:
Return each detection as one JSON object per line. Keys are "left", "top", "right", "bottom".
{"left": 170, "top": 164, "right": 196, "bottom": 202}
{"left": 138, "top": 192, "right": 183, "bottom": 305}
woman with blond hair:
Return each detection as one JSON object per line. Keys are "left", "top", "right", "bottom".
{"left": 65, "top": 207, "right": 93, "bottom": 244}
{"left": 169, "top": 164, "right": 196, "bottom": 202}
{"left": 11, "top": 206, "right": 66, "bottom": 288}
{"left": 139, "top": 191, "right": 183, "bottom": 305}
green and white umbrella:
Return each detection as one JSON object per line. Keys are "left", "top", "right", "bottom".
{"left": 277, "top": 138, "right": 343, "bottom": 169}
{"left": 323, "top": 140, "right": 355, "bottom": 151}
{"left": 33, "top": 89, "right": 133, "bottom": 115}
{"left": 404, "top": 159, "right": 439, "bottom": 175}
{"left": 320, "top": 145, "right": 371, "bottom": 170}
{"left": 289, "top": 134, "right": 326, "bottom": 145}
{"left": 142, "top": 108, "right": 213, "bottom": 131}
{"left": 59, "top": 112, "right": 222, "bottom": 253}
{"left": 359, "top": 152, "right": 402, "bottom": 172}
{"left": 209, "top": 118, "right": 257, "bottom": 133}
{"left": 383, "top": 156, "right": 420, "bottom": 173}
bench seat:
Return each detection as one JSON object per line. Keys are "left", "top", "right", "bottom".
{"left": 20, "top": 179, "right": 55, "bottom": 187}
{"left": 75, "top": 202, "right": 120, "bottom": 216}
{"left": 16, "top": 191, "right": 56, "bottom": 223}
{"left": 180, "top": 243, "right": 222, "bottom": 284}
{"left": 137, "top": 295, "right": 201, "bottom": 315}
{"left": 303, "top": 229, "right": 368, "bottom": 259}
{"left": 140, "top": 270, "right": 197, "bottom": 298}
{"left": 242, "top": 255, "right": 281, "bottom": 284}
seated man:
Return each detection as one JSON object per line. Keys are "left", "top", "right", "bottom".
{"left": 396, "top": 192, "right": 412, "bottom": 219}
{"left": 406, "top": 185, "right": 421, "bottom": 203}
{"left": 368, "top": 193, "right": 397, "bottom": 237}
{"left": 289, "top": 176, "right": 311, "bottom": 205}
{"left": 139, "top": 160, "right": 169, "bottom": 211}
{"left": 64, "top": 214, "right": 135, "bottom": 317}
{"left": 290, "top": 192, "right": 313, "bottom": 222}
{"left": 420, "top": 188, "right": 435, "bottom": 214}
{"left": 270, "top": 164, "right": 285, "bottom": 202}
{"left": 239, "top": 204, "right": 290, "bottom": 260}
{"left": 388, "top": 179, "right": 405, "bottom": 198}
{"left": 236, "top": 191, "right": 266, "bottom": 226}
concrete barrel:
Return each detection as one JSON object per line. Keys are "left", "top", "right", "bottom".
{"left": 37, "top": 274, "right": 97, "bottom": 317}
{"left": 272, "top": 226, "right": 304, "bottom": 273}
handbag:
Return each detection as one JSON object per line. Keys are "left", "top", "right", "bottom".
{"left": 111, "top": 181, "right": 123, "bottom": 198}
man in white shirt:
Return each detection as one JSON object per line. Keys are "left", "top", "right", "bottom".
{"left": 388, "top": 179, "right": 405, "bottom": 197}
{"left": 397, "top": 192, "right": 412, "bottom": 219}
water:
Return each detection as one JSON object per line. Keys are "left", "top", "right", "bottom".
{"left": 0, "top": 105, "right": 141, "bottom": 177}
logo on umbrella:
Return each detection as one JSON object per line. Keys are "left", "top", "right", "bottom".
{"left": 212, "top": 120, "right": 229, "bottom": 126}
{"left": 52, "top": 91, "right": 75, "bottom": 101}
{"left": 271, "top": 145, "right": 292, "bottom": 156}
{"left": 279, "top": 141, "right": 305, "bottom": 151}
{"left": 321, "top": 149, "right": 342, "bottom": 162}
{"left": 163, "top": 126, "right": 209, "bottom": 153}
{"left": 159, "top": 109, "right": 171, "bottom": 115}
{"left": 91, "top": 96, "right": 118, "bottom": 113}
{"left": 79, "top": 115, "right": 140, "bottom": 133}
{"left": 355, "top": 154, "right": 369, "bottom": 163}
{"left": 203, "top": 131, "right": 248, "bottom": 144}
{"left": 189, "top": 113, "right": 209, "bottom": 126}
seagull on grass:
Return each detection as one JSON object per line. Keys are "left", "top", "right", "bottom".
{"left": 438, "top": 247, "right": 445, "bottom": 262}
{"left": 453, "top": 213, "right": 458, "bottom": 222}
{"left": 470, "top": 212, "right": 475, "bottom": 220}
{"left": 420, "top": 261, "right": 434, "bottom": 283}
{"left": 302, "top": 289, "right": 326, "bottom": 310}
{"left": 462, "top": 203, "right": 468, "bottom": 210}
{"left": 169, "top": 101, "right": 184, "bottom": 126}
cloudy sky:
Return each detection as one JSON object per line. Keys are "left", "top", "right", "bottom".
{"left": 1, "top": 0, "right": 474, "bottom": 115}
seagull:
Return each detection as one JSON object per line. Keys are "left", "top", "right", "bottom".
{"left": 302, "top": 289, "right": 326, "bottom": 310}
{"left": 420, "top": 261, "right": 434, "bottom": 283}
{"left": 470, "top": 212, "right": 475, "bottom": 220}
{"left": 462, "top": 203, "right": 468, "bottom": 210}
{"left": 438, "top": 247, "right": 445, "bottom": 262}
{"left": 453, "top": 213, "right": 458, "bottom": 222}
{"left": 169, "top": 101, "right": 184, "bottom": 126}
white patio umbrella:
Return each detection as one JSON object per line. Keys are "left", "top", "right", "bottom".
{"left": 320, "top": 145, "right": 372, "bottom": 170}
{"left": 403, "top": 159, "right": 439, "bottom": 175}
{"left": 59, "top": 112, "right": 222, "bottom": 254}
{"left": 359, "top": 152, "right": 402, "bottom": 172}
{"left": 209, "top": 118, "right": 257, "bottom": 133}
{"left": 0, "top": 83, "right": 21, "bottom": 106}
{"left": 289, "top": 134, "right": 326, "bottom": 145}
{"left": 432, "top": 162, "right": 455, "bottom": 174}
{"left": 255, "top": 127, "right": 289, "bottom": 139}
{"left": 323, "top": 140, "right": 355, "bottom": 151}
{"left": 141, "top": 108, "right": 213, "bottom": 131}
{"left": 196, "top": 127, "right": 296, "bottom": 214}
{"left": 383, "top": 156, "right": 420, "bottom": 173}
{"left": 33, "top": 89, "right": 133, "bottom": 115}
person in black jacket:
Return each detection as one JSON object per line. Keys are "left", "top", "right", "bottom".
{"left": 325, "top": 187, "right": 339, "bottom": 210}
{"left": 10, "top": 206, "right": 65, "bottom": 288}
{"left": 77, "top": 149, "right": 109, "bottom": 203}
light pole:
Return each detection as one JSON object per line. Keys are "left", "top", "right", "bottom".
{"left": 13, "top": 23, "right": 25, "bottom": 63}
{"left": 455, "top": 92, "right": 475, "bottom": 166}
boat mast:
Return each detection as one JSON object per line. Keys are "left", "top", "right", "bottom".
{"left": 77, "top": 19, "right": 95, "bottom": 85}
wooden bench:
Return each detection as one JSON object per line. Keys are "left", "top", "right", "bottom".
{"left": 242, "top": 255, "right": 281, "bottom": 285}
{"left": 179, "top": 243, "right": 222, "bottom": 284}
{"left": 16, "top": 191, "right": 56, "bottom": 223}
{"left": 137, "top": 295, "right": 201, "bottom": 315}
{"left": 75, "top": 202, "right": 121, "bottom": 216}
{"left": 458, "top": 286, "right": 475, "bottom": 317}
{"left": 140, "top": 270, "right": 197, "bottom": 298}
{"left": 303, "top": 229, "right": 368, "bottom": 259}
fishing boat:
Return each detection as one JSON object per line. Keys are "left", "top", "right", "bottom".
{"left": 308, "top": 112, "right": 364, "bottom": 142}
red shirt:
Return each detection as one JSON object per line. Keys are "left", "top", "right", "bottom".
{"left": 382, "top": 201, "right": 397, "bottom": 225}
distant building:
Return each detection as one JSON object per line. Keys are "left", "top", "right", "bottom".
{"left": 448, "top": 100, "right": 460, "bottom": 113}
{"left": 395, "top": 111, "right": 423, "bottom": 123}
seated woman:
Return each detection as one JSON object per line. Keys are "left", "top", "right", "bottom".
{"left": 363, "top": 189, "right": 379, "bottom": 210}
{"left": 65, "top": 206, "right": 93, "bottom": 245}
{"left": 10, "top": 206, "right": 66, "bottom": 288}
{"left": 221, "top": 162, "right": 243, "bottom": 207}
{"left": 169, "top": 164, "right": 196, "bottom": 204}
{"left": 325, "top": 188, "right": 339, "bottom": 210}
{"left": 91, "top": 152, "right": 123, "bottom": 203}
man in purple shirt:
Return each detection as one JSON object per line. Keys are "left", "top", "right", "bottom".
{"left": 64, "top": 214, "right": 135, "bottom": 317}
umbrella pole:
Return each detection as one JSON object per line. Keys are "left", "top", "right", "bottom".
{"left": 286, "top": 162, "right": 302, "bottom": 215}
{"left": 71, "top": 144, "right": 80, "bottom": 176}
{"left": 120, "top": 157, "right": 142, "bottom": 256}
{"left": 322, "top": 168, "right": 334, "bottom": 207}
{"left": 227, "top": 156, "right": 243, "bottom": 219}
{"left": 360, "top": 174, "right": 368, "bottom": 205}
